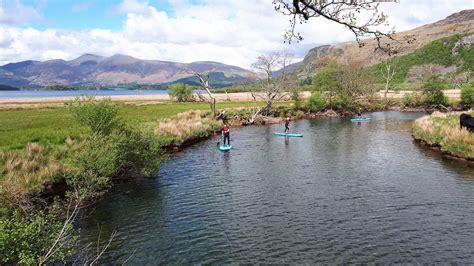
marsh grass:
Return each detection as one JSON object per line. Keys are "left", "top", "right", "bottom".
{"left": 0, "top": 143, "right": 68, "bottom": 208}
{"left": 155, "top": 110, "right": 223, "bottom": 145}
{"left": 413, "top": 111, "right": 474, "bottom": 159}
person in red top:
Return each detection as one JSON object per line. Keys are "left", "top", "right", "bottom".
{"left": 222, "top": 124, "right": 230, "bottom": 146}
{"left": 356, "top": 107, "right": 363, "bottom": 117}
{"left": 284, "top": 117, "right": 291, "bottom": 133}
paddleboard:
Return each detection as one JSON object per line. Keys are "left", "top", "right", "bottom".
{"left": 273, "top": 133, "right": 303, "bottom": 137}
{"left": 351, "top": 117, "right": 371, "bottom": 122}
{"left": 219, "top": 145, "right": 232, "bottom": 151}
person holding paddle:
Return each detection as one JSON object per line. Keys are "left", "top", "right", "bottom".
{"left": 222, "top": 124, "right": 230, "bottom": 146}
{"left": 284, "top": 117, "right": 291, "bottom": 134}
{"left": 356, "top": 107, "right": 363, "bottom": 118}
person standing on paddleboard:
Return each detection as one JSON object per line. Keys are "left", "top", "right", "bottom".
{"left": 222, "top": 124, "right": 230, "bottom": 146}
{"left": 356, "top": 107, "right": 363, "bottom": 118}
{"left": 284, "top": 117, "right": 291, "bottom": 134}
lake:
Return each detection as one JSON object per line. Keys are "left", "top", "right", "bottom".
{"left": 80, "top": 111, "right": 474, "bottom": 263}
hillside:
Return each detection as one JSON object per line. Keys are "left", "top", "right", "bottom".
{"left": 293, "top": 9, "right": 474, "bottom": 78}
{"left": 0, "top": 54, "right": 258, "bottom": 88}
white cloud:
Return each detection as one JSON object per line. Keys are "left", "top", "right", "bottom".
{"left": 0, "top": 0, "right": 472, "bottom": 68}
{"left": 115, "top": 0, "right": 152, "bottom": 15}
{"left": 0, "top": 0, "right": 41, "bottom": 25}
{"left": 72, "top": 2, "right": 92, "bottom": 12}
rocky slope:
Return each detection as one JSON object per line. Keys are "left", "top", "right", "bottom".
{"left": 0, "top": 54, "right": 258, "bottom": 88}
{"left": 294, "top": 9, "right": 474, "bottom": 77}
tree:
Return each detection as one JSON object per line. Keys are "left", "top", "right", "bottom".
{"left": 273, "top": 0, "right": 397, "bottom": 53}
{"left": 249, "top": 51, "right": 293, "bottom": 123}
{"left": 380, "top": 58, "right": 397, "bottom": 98}
{"left": 168, "top": 83, "right": 195, "bottom": 102}
{"left": 190, "top": 72, "right": 217, "bottom": 117}
{"left": 422, "top": 75, "right": 449, "bottom": 106}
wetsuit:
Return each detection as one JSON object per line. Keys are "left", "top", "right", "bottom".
{"left": 357, "top": 108, "right": 363, "bottom": 117}
{"left": 285, "top": 120, "right": 290, "bottom": 133}
{"left": 223, "top": 126, "right": 230, "bottom": 146}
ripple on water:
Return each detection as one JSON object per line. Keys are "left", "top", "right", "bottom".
{"left": 80, "top": 112, "right": 474, "bottom": 264}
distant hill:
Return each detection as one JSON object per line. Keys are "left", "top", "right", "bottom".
{"left": 290, "top": 9, "right": 474, "bottom": 78}
{"left": 0, "top": 54, "right": 259, "bottom": 89}
{"left": 0, "top": 84, "right": 19, "bottom": 91}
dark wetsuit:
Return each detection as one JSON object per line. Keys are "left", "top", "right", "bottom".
{"left": 285, "top": 120, "right": 290, "bottom": 133}
{"left": 223, "top": 126, "right": 230, "bottom": 145}
{"left": 357, "top": 108, "right": 363, "bottom": 117}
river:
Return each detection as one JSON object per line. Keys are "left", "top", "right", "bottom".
{"left": 80, "top": 111, "right": 474, "bottom": 263}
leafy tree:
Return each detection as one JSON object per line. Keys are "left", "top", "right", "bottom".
{"left": 461, "top": 80, "right": 474, "bottom": 107}
{"left": 422, "top": 75, "right": 449, "bottom": 106}
{"left": 308, "top": 92, "right": 326, "bottom": 112}
{"left": 168, "top": 83, "right": 195, "bottom": 102}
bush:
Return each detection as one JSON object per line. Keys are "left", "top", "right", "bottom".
{"left": 168, "top": 83, "right": 195, "bottom": 102}
{"left": 0, "top": 206, "right": 75, "bottom": 264}
{"left": 461, "top": 80, "right": 474, "bottom": 107}
{"left": 66, "top": 96, "right": 121, "bottom": 136}
{"left": 308, "top": 92, "right": 327, "bottom": 112}
{"left": 402, "top": 92, "right": 424, "bottom": 107}
{"left": 422, "top": 75, "right": 449, "bottom": 106}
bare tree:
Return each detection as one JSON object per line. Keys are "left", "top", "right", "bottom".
{"left": 248, "top": 52, "right": 293, "bottom": 123}
{"left": 273, "top": 0, "right": 398, "bottom": 54}
{"left": 381, "top": 58, "right": 397, "bottom": 98}
{"left": 190, "top": 72, "right": 217, "bottom": 117}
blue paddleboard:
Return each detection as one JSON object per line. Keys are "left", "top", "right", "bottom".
{"left": 273, "top": 133, "right": 303, "bottom": 137}
{"left": 351, "top": 117, "right": 371, "bottom": 122}
{"left": 219, "top": 145, "right": 232, "bottom": 151}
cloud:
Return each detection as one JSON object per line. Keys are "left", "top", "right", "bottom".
{"left": 0, "top": 0, "right": 41, "bottom": 25}
{"left": 114, "top": 0, "right": 152, "bottom": 15}
{"left": 0, "top": 0, "right": 472, "bottom": 67}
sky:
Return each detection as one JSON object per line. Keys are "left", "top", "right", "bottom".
{"left": 0, "top": 0, "right": 472, "bottom": 68}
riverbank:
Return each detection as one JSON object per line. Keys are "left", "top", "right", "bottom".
{"left": 412, "top": 111, "right": 474, "bottom": 161}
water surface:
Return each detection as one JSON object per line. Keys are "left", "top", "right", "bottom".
{"left": 81, "top": 111, "right": 474, "bottom": 264}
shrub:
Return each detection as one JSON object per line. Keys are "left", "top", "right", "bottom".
{"left": 0, "top": 207, "right": 75, "bottom": 265}
{"left": 308, "top": 92, "right": 327, "bottom": 112}
{"left": 402, "top": 92, "right": 424, "bottom": 107}
{"left": 66, "top": 96, "right": 121, "bottom": 136}
{"left": 461, "top": 80, "right": 474, "bottom": 107}
{"left": 422, "top": 75, "right": 449, "bottom": 106}
{"left": 168, "top": 83, "right": 195, "bottom": 102}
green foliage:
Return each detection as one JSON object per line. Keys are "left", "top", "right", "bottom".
{"left": 402, "top": 92, "right": 424, "bottom": 107}
{"left": 422, "top": 75, "right": 449, "bottom": 106}
{"left": 461, "top": 80, "right": 474, "bottom": 107}
{"left": 0, "top": 207, "right": 75, "bottom": 264}
{"left": 168, "top": 83, "right": 195, "bottom": 102}
{"left": 66, "top": 96, "right": 121, "bottom": 136}
{"left": 370, "top": 34, "right": 473, "bottom": 85}
{"left": 289, "top": 86, "right": 303, "bottom": 110}
{"left": 308, "top": 92, "right": 327, "bottom": 112}
{"left": 312, "top": 61, "right": 341, "bottom": 92}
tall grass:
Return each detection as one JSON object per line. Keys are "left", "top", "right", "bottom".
{"left": 0, "top": 143, "right": 67, "bottom": 208}
{"left": 413, "top": 111, "right": 474, "bottom": 159}
{"left": 155, "top": 110, "right": 223, "bottom": 145}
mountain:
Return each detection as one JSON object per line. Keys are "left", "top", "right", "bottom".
{"left": 0, "top": 54, "right": 258, "bottom": 88}
{"left": 0, "top": 84, "right": 19, "bottom": 91}
{"left": 291, "top": 9, "right": 474, "bottom": 78}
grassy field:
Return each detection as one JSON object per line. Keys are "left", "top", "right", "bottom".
{"left": 0, "top": 101, "right": 271, "bottom": 151}
{"left": 413, "top": 111, "right": 474, "bottom": 159}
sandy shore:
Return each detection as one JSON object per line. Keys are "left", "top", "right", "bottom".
{"left": 0, "top": 90, "right": 461, "bottom": 110}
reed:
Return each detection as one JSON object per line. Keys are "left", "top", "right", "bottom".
{"left": 413, "top": 111, "right": 474, "bottom": 159}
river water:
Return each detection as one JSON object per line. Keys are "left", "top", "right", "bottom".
{"left": 80, "top": 111, "right": 474, "bottom": 264}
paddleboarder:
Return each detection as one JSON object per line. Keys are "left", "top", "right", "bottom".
{"left": 222, "top": 124, "right": 230, "bottom": 146}
{"left": 284, "top": 117, "right": 291, "bottom": 133}
{"left": 356, "top": 107, "right": 363, "bottom": 118}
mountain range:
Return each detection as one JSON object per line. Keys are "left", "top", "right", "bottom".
{"left": 0, "top": 9, "right": 472, "bottom": 89}
{"left": 0, "top": 54, "right": 259, "bottom": 88}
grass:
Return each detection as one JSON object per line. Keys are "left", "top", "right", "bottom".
{"left": 0, "top": 101, "right": 272, "bottom": 151}
{"left": 155, "top": 110, "right": 223, "bottom": 145}
{"left": 413, "top": 111, "right": 474, "bottom": 159}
